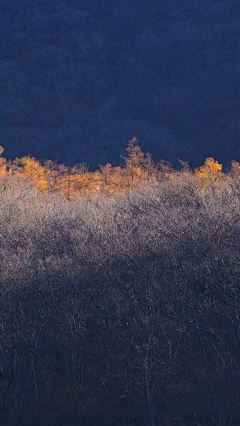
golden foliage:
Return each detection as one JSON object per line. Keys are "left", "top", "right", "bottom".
{"left": 0, "top": 144, "right": 239, "bottom": 198}
{"left": 194, "top": 157, "right": 227, "bottom": 189}
{"left": 13, "top": 156, "right": 48, "bottom": 192}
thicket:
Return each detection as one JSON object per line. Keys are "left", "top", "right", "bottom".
{"left": 1, "top": 142, "right": 240, "bottom": 425}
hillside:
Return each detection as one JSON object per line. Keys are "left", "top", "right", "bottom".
{"left": 0, "top": 144, "right": 240, "bottom": 425}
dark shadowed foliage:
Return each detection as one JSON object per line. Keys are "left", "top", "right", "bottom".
{"left": 0, "top": 170, "right": 240, "bottom": 425}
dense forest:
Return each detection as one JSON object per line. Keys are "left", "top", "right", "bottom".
{"left": 1, "top": 0, "right": 240, "bottom": 167}
{"left": 0, "top": 141, "right": 240, "bottom": 425}
{"left": 1, "top": 0, "right": 240, "bottom": 424}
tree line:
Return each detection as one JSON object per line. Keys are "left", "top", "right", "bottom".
{"left": 0, "top": 138, "right": 239, "bottom": 198}
{"left": 0, "top": 141, "right": 240, "bottom": 425}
